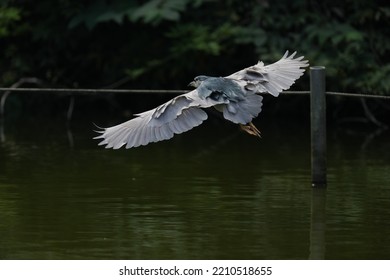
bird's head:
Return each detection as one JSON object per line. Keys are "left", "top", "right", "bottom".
{"left": 188, "top": 75, "right": 209, "bottom": 88}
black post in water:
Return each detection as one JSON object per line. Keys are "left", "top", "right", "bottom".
{"left": 310, "top": 66, "right": 327, "bottom": 187}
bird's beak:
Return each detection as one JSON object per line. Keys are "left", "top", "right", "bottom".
{"left": 188, "top": 81, "right": 196, "bottom": 88}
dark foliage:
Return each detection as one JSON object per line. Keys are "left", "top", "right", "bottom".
{"left": 1, "top": 0, "right": 389, "bottom": 94}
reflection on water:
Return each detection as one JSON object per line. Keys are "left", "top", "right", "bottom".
{"left": 0, "top": 116, "right": 389, "bottom": 259}
{"left": 309, "top": 189, "right": 326, "bottom": 260}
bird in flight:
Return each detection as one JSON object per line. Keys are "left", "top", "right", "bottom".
{"left": 95, "top": 51, "right": 308, "bottom": 149}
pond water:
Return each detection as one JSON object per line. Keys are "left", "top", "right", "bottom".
{"left": 0, "top": 115, "right": 389, "bottom": 259}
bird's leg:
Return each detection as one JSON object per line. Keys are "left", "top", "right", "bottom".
{"left": 239, "top": 122, "right": 261, "bottom": 138}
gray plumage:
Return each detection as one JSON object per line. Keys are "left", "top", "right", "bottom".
{"left": 95, "top": 51, "right": 309, "bottom": 149}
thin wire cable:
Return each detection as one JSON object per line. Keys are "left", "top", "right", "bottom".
{"left": 282, "top": 91, "right": 310, "bottom": 95}
{"left": 326, "top": 91, "right": 390, "bottom": 100}
{"left": 1, "top": 87, "right": 390, "bottom": 99}
{"left": 0, "top": 88, "right": 187, "bottom": 95}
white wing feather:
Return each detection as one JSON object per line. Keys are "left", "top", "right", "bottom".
{"left": 94, "top": 90, "right": 215, "bottom": 149}
{"left": 227, "top": 51, "right": 309, "bottom": 97}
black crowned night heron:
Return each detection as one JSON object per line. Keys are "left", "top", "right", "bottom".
{"left": 95, "top": 51, "right": 308, "bottom": 149}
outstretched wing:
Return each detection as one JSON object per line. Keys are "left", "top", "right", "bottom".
{"left": 226, "top": 51, "right": 309, "bottom": 97}
{"left": 94, "top": 90, "right": 219, "bottom": 149}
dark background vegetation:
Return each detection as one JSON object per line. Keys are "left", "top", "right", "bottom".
{"left": 1, "top": 0, "right": 389, "bottom": 121}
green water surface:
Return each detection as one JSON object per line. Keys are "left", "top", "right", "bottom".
{"left": 0, "top": 116, "right": 389, "bottom": 259}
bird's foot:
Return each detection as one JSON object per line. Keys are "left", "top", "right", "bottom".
{"left": 240, "top": 122, "right": 261, "bottom": 138}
